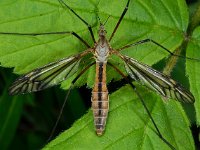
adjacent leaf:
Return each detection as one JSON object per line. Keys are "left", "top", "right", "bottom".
{"left": 44, "top": 85, "right": 194, "bottom": 150}
{"left": 186, "top": 26, "right": 200, "bottom": 125}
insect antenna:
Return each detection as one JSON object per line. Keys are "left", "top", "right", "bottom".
{"left": 107, "top": 62, "right": 176, "bottom": 150}
{"left": 97, "top": 15, "right": 102, "bottom": 25}
{"left": 103, "top": 15, "right": 111, "bottom": 26}
{"left": 47, "top": 62, "right": 95, "bottom": 142}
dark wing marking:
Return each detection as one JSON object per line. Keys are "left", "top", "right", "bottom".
{"left": 121, "top": 55, "right": 194, "bottom": 103}
{"left": 9, "top": 50, "right": 91, "bottom": 95}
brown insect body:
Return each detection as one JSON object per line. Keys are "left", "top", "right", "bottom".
{"left": 91, "top": 24, "right": 111, "bottom": 135}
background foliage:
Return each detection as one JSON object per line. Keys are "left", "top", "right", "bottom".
{"left": 0, "top": 0, "right": 199, "bottom": 149}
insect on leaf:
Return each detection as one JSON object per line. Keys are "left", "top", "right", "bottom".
{"left": 0, "top": 0, "right": 198, "bottom": 149}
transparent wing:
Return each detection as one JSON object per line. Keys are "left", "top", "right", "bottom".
{"left": 9, "top": 50, "right": 91, "bottom": 95}
{"left": 122, "top": 55, "right": 195, "bottom": 103}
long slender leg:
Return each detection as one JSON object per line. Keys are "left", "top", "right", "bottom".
{"left": 117, "top": 38, "right": 199, "bottom": 61}
{"left": 0, "top": 31, "right": 91, "bottom": 48}
{"left": 109, "top": 0, "right": 130, "bottom": 42}
{"left": 58, "top": 0, "right": 96, "bottom": 43}
{"left": 107, "top": 62, "right": 176, "bottom": 150}
{"left": 47, "top": 62, "right": 95, "bottom": 142}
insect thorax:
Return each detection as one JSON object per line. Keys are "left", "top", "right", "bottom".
{"left": 94, "top": 37, "right": 110, "bottom": 63}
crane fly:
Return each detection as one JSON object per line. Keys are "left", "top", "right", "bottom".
{"left": 1, "top": 0, "right": 196, "bottom": 149}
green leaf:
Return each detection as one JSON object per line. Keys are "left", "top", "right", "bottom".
{"left": 0, "top": 0, "right": 197, "bottom": 149}
{"left": 186, "top": 26, "right": 200, "bottom": 125}
{"left": 44, "top": 85, "right": 194, "bottom": 150}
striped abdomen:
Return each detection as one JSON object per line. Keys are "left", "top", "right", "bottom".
{"left": 91, "top": 62, "right": 109, "bottom": 136}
